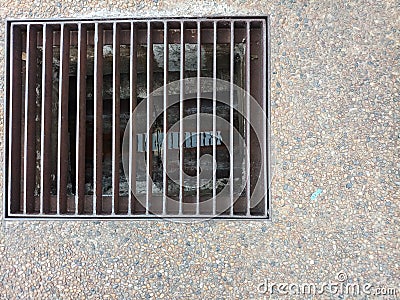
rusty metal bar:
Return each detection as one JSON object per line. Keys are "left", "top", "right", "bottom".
{"left": 8, "top": 24, "right": 23, "bottom": 214}
{"left": 212, "top": 21, "right": 217, "bottom": 215}
{"left": 112, "top": 22, "right": 121, "bottom": 215}
{"left": 262, "top": 20, "right": 268, "bottom": 215}
{"left": 229, "top": 21, "right": 234, "bottom": 216}
{"left": 179, "top": 21, "right": 185, "bottom": 215}
{"left": 93, "top": 23, "right": 104, "bottom": 215}
{"left": 9, "top": 209, "right": 268, "bottom": 219}
{"left": 146, "top": 21, "right": 154, "bottom": 214}
{"left": 40, "top": 24, "right": 53, "bottom": 214}
{"left": 75, "top": 23, "right": 87, "bottom": 214}
{"left": 15, "top": 19, "right": 261, "bottom": 25}
{"left": 196, "top": 21, "right": 201, "bottom": 215}
{"left": 162, "top": 21, "right": 168, "bottom": 215}
{"left": 128, "top": 22, "right": 138, "bottom": 215}
{"left": 266, "top": 18, "right": 271, "bottom": 217}
{"left": 245, "top": 21, "right": 251, "bottom": 216}
{"left": 14, "top": 18, "right": 261, "bottom": 23}
{"left": 128, "top": 22, "right": 133, "bottom": 215}
{"left": 249, "top": 22, "right": 263, "bottom": 215}
{"left": 23, "top": 24, "right": 38, "bottom": 214}
{"left": 57, "top": 23, "right": 70, "bottom": 214}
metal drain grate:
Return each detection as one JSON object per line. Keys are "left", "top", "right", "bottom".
{"left": 4, "top": 17, "right": 270, "bottom": 220}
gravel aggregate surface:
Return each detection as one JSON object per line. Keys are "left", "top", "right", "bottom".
{"left": 0, "top": 0, "right": 399, "bottom": 299}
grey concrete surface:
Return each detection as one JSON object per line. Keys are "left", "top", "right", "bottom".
{"left": 0, "top": 0, "right": 399, "bottom": 298}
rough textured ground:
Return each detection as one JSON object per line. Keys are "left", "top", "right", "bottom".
{"left": 0, "top": 0, "right": 399, "bottom": 299}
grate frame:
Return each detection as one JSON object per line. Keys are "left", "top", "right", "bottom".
{"left": 3, "top": 16, "right": 271, "bottom": 221}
